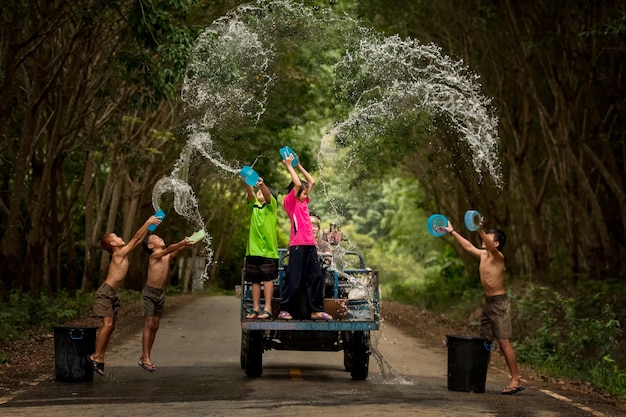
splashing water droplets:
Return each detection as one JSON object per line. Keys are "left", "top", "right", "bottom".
{"left": 181, "top": 21, "right": 275, "bottom": 129}
{"left": 332, "top": 34, "right": 501, "bottom": 183}
{"left": 152, "top": 0, "right": 502, "bottom": 282}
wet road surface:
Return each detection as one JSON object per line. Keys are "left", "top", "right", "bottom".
{"left": 0, "top": 295, "right": 620, "bottom": 416}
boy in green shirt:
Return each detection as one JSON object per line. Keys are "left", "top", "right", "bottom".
{"left": 243, "top": 176, "right": 279, "bottom": 319}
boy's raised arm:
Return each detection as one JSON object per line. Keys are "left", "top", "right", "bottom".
{"left": 477, "top": 219, "right": 503, "bottom": 258}
{"left": 121, "top": 216, "right": 161, "bottom": 256}
{"left": 259, "top": 179, "right": 272, "bottom": 203}
{"left": 444, "top": 221, "right": 482, "bottom": 258}
{"left": 152, "top": 238, "right": 193, "bottom": 259}
{"left": 242, "top": 178, "right": 256, "bottom": 203}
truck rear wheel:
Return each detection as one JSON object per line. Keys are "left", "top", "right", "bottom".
{"left": 342, "top": 331, "right": 353, "bottom": 371}
{"left": 240, "top": 330, "right": 247, "bottom": 369}
{"left": 244, "top": 330, "right": 263, "bottom": 377}
{"left": 350, "top": 331, "right": 370, "bottom": 380}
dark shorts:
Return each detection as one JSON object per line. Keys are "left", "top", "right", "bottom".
{"left": 142, "top": 285, "right": 165, "bottom": 317}
{"left": 245, "top": 256, "right": 278, "bottom": 283}
{"left": 92, "top": 283, "right": 120, "bottom": 319}
{"left": 480, "top": 294, "right": 512, "bottom": 340}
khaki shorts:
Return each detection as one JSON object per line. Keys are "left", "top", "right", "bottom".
{"left": 142, "top": 285, "right": 165, "bottom": 317}
{"left": 92, "top": 283, "right": 120, "bottom": 319}
{"left": 480, "top": 294, "right": 512, "bottom": 340}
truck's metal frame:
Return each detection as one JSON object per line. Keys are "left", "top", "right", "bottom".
{"left": 240, "top": 249, "right": 380, "bottom": 379}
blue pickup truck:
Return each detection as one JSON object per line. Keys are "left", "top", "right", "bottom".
{"left": 240, "top": 249, "right": 380, "bottom": 380}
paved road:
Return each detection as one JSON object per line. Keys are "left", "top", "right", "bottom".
{"left": 0, "top": 296, "right": 621, "bottom": 416}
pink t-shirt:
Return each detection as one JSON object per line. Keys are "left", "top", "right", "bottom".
{"left": 283, "top": 188, "right": 316, "bottom": 246}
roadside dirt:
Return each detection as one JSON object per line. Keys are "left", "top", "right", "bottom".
{"left": 1, "top": 295, "right": 624, "bottom": 414}
{"left": 0, "top": 295, "right": 195, "bottom": 398}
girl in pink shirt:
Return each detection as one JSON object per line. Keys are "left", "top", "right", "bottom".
{"left": 278, "top": 152, "right": 332, "bottom": 320}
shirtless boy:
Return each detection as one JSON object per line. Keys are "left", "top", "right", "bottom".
{"left": 88, "top": 215, "right": 161, "bottom": 376}
{"left": 138, "top": 234, "right": 194, "bottom": 372}
{"left": 444, "top": 217, "right": 524, "bottom": 395}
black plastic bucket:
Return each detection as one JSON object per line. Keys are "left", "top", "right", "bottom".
{"left": 53, "top": 326, "right": 98, "bottom": 382}
{"left": 446, "top": 335, "right": 493, "bottom": 393}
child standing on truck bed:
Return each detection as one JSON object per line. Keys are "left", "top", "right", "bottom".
{"left": 278, "top": 152, "right": 332, "bottom": 320}
{"left": 243, "top": 175, "right": 279, "bottom": 320}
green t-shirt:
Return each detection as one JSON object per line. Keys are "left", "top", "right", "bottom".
{"left": 246, "top": 195, "right": 279, "bottom": 259}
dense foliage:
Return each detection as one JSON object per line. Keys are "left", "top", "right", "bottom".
{"left": 352, "top": 0, "right": 626, "bottom": 284}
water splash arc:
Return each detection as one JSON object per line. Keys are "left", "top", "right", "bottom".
{"left": 151, "top": 0, "right": 502, "bottom": 281}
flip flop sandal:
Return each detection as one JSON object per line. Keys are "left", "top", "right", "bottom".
{"left": 311, "top": 312, "right": 333, "bottom": 320}
{"left": 501, "top": 386, "right": 525, "bottom": 395}
{"left": 138, "top": 360, "right": 157, "bottom": 373}
{"left": 257, "top": 310, "right": 272, "bottom": 319}
{"left": 278, "top": 311, "right": 293, "bottom": 320}
{"left": 88, "top": 355, "right": 105, "bottom": 376}
{"left": 246, "top": 310, "right": 260, "bottom": 319}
